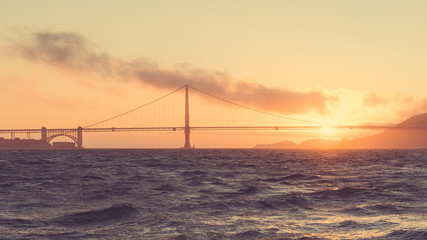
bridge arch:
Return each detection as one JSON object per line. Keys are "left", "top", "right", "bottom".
{"left": 42, "top": 126, "right": 83, "bottom": 148}
{"left": 47, "top": 133, "right": 79, "bottom": 145}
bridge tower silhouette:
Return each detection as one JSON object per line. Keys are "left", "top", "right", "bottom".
{"left": 183, "top": 85, "right": 192, "bottom": 149}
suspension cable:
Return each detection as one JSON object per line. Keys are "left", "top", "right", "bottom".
{"left": 188, "top": 85, "right": 336, "bottom": 126}
{"left": 84, "top": 85, "right": 185, "bottom": 128}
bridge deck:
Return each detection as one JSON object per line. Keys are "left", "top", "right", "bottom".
{"left": 2, "top": 125, "right": 426, "bottom": 134}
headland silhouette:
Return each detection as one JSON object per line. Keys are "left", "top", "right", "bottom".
{"left": 255, "top": 113, "right": 427, "bottom": 149}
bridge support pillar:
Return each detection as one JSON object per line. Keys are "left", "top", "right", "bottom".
{"left": 41, "top": 127, "right": 47, "bottom": 142}
{"left": 77, "top": 126, "right": 83, "bottom": 149}
{"left": 183, "top": 85, "right": 192, "bottom": 149}
{"left": 184, "top": 127, "right": 191, "bottom": 149}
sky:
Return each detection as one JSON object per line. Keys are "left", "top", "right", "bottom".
{"left": 1, "top": 0, "right": 427, "bottom": 148}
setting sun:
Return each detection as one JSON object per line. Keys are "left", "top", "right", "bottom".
{"left": 321, "top": 126, "right": 335, "bottom": 135}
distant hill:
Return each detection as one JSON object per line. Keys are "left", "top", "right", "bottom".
{"left": 255, "top": 113, "right": 427, "bottom": 149}
{"left": 255, "top": 140, "right": 298, "bottom": 149}
{"left": 0, "top": 138, "right": 52, "bottom": 149}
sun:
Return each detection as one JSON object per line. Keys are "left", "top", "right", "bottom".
{"left": 321, "top": 126, "right": 335, "bottom": 134}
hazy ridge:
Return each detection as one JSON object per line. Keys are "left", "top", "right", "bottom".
{"left": 256, "top": 113, "right": 427, "bottom": 149}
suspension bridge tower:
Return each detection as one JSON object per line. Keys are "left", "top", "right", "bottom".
{"left": 183, "top": 84, "right": 192, "bottom": 149}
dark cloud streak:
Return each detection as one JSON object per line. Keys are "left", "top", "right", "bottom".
{"left": 13, "top": 31, "right": 330, "bottom": 114}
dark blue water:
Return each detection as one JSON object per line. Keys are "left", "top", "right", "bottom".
{"left": 0, "top": 149, "right": 426, "bottom": 239}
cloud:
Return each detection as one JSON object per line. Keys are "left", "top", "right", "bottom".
{"left": 11, "top": 30, "right": 331, "bottom": 114}
{"left": 361, "top": 91, "right": 427, "bottom": 122}
{"left": 13, "top": 31, "right": 116, "bottom": 75}
{"left": 230, "top": 81, "right": 328, "bottom": 114}
{"left": 363, "top": 92, "right": 387, "bottom": 107}
{"left": 394, "top": 97, "right": 427, "bottom": 119}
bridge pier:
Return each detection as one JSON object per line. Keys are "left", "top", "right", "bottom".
{"left": 41, "top": 127, "right": 47, "bottom": 142}
{"left": 184, "top": 127, "right": 191, "bottom": 148}
{"left": 77, "top": 126, "right": 83, "bottom": 149}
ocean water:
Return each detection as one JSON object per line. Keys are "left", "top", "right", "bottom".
{"left": 0, "top": 149, "right": 426, "bottom": 240}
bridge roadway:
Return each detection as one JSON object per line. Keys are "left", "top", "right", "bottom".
{"left": 1, "top": 125, "right": 425, "bottom": 149}
{"left": 1, "top": 125, "right": 424, "bottom": 135}
{"left": 82, "top": 126, "right": 399, "bottom": 132}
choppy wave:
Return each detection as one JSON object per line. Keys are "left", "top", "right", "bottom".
{"left": 54, "top": 204, "right": 137, "bottom": 227}
{"left": 0, "top": 218, "right": 41, "bottom": 229}
{"left": 365, "top": 230, "right": 427, "bottom": 240}
{"left": 0, "top": 149, "right": 425, "bottom": 239}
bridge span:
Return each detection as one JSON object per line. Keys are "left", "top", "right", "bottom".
{"left": 0, "top": 85, "right": 415, "bottom": 148}
{"left": 0, "top": 125, "right": 410, "bottom": 149}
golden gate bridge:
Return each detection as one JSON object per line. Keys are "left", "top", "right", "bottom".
{"left": 0, "top": 85, "right": 406, "bottom": 148}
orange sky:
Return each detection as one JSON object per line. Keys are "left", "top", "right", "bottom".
{"left": 1, "top": 1, "right": 427, "bottom": 148}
